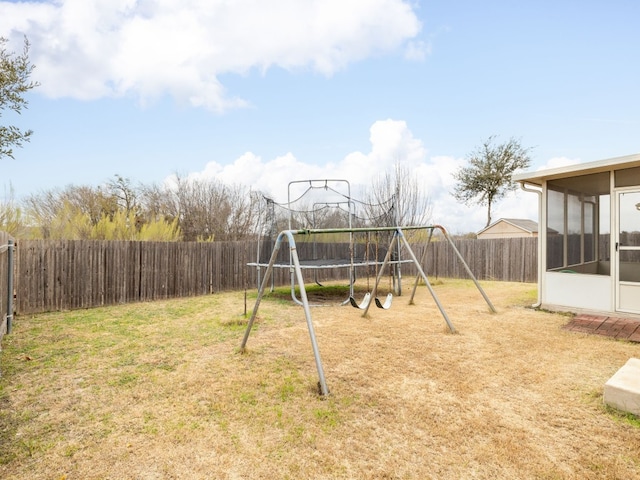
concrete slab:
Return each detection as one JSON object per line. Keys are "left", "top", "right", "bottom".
{"left": 604, "top": 358, "right": 640, "bottom": 416}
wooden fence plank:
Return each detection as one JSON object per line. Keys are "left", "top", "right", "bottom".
{"left": 0, "top": 232, "right": 13, "bottom": 344}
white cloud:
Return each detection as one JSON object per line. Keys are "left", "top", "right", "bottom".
{"left": 537, "top": 156, "right": 582, "bottom": 171}
{"left": 0, "top": 0, "right": 422, "bottom": 110}
{"left": 492, "top": 189, "right": 539, "bottom": 225}
{"left": 184, "top": 119, "right": 424, "bottom": 195}
{"left": 404, "top": 40, "right": 431, "bottom": 61}
{"left": 180, "top": 119, "right": 522, "bottom": 233}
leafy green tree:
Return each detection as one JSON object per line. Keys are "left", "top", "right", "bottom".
{"left": 453, "top": 136, "right": 532, "bottom": 227}
{"left": 41, "top": 204, "right": 182, "bottom": 241}
{"left": 0, "top": 186, "right": 27, "bottom": 237}
{"left": 92, "top": 210, "right": 138, "bottom": 240}
{"left": 1, "top": 36, "right": 39, "bottom": 160}
{"left": 92, "top": 210, "right": 181, "bottom": 241}
{"left": 138, "top": 217, "right": 181, "bottom": 242}
{"left": 24, "top": 175, "right": 259, "bottom": 241}
{"left": 46, "top": 201, "right": 94, "bottom": 239}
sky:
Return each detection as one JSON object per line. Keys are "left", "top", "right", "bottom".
{"left": 1, "top": 0, "right": 639, "bottom": 234}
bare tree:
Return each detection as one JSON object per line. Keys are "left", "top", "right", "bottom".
{"left": 24, "top": 185, "right": 117, "bottom": 238}
{"left": 222, "top": 184, "right": 262, "bottom": 241}
{"left": 363, "top": 161, "right": 432, "bottom": 227}
{"left": 107, "top": 175, "right": 139, "bottom": 216}
{"left": 170, "top": 176, "right": 229, "bottom": 241}
{"left": 138, "top": 181, "right": 176, "bottom": 224}
{"left": 157, "top": 175, "right": 261, "bottom": 241}
{"left": 23, "top": 175, "right": 264, "bottom": 241}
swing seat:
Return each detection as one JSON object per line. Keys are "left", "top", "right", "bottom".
{"left": 375, "top": 293, "right": 393, "bottom": 309}
{"left": 349, "top": 292, "right": 371, "bottom": 309}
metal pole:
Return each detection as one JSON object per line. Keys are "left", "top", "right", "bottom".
{"left": 362, "top": 231, "right": 397, "bottom": 317}
{"left": 395, "top": 230, "right": 402, "bottom": 296}
{"left": 437, "top": 226, "right": 496, "bottom": 313}
{"left": 410, "top": 227, "right": 435, "bottom": 304}
{"left": 240, "top": 233, "right": 284, "bottom": 350}
{"left": 290, "top": 225, "right": 432, "bottom": 236}
{"left": 290, "top": 267, "right": 304, "bottom": 306}
{"left": 240, "top": 230, "right": 329, "bottom": 396}
{"left": 6, "top": 239, "right": 14, "bottom": 334}
{"left": 398, "top": 230, "right": 457, "bottom": 333}
{"left": 287, "top": 232, "right": 329, "bottom": 396}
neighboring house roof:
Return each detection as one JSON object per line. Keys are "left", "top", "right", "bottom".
{"left": 477, "top": 218, "right": 538, "bottom": 236}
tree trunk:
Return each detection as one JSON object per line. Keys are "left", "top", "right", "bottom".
{"left": 486, "top": 200, "right": 492, "bottom": 227}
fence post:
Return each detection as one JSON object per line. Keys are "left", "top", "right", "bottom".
{"left": 6, "top": 239, "right": 14, "bottom": 334}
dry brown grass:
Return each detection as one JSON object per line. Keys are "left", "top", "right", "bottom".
{"left": 1, "top": 279, "right": 639, "bottom": 479}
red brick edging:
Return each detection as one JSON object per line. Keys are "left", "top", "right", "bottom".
{"left": 563, "top": 314, "right": 640, "bottom": 342}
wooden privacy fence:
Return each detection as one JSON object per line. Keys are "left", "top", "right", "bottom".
{"left": 421, "top": 236, "right": 538, "bottom": 283}
{"left": 15, "top": 240, "right": 255, "bottom": 314}
{"left": 14, "top": 236, "right": 538, "bottom": 315}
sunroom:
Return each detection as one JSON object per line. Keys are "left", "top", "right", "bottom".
{"left": 513, "top": 153, "right": 640, "bottom": 317}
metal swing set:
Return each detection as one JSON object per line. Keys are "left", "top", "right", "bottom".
{"left": 241, "top": 180, "right": 495, "bottom": 396}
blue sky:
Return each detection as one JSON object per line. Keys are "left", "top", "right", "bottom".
{"left": 1, "top": 0, "right": 639, "bottom": 233}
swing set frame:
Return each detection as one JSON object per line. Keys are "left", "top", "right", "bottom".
{"left": 240, "top": 224, "right": 496, "bottom": 396}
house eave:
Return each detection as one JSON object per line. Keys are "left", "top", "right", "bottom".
{"left": 513, "top": 152, "right": 640, "bottom": 186}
